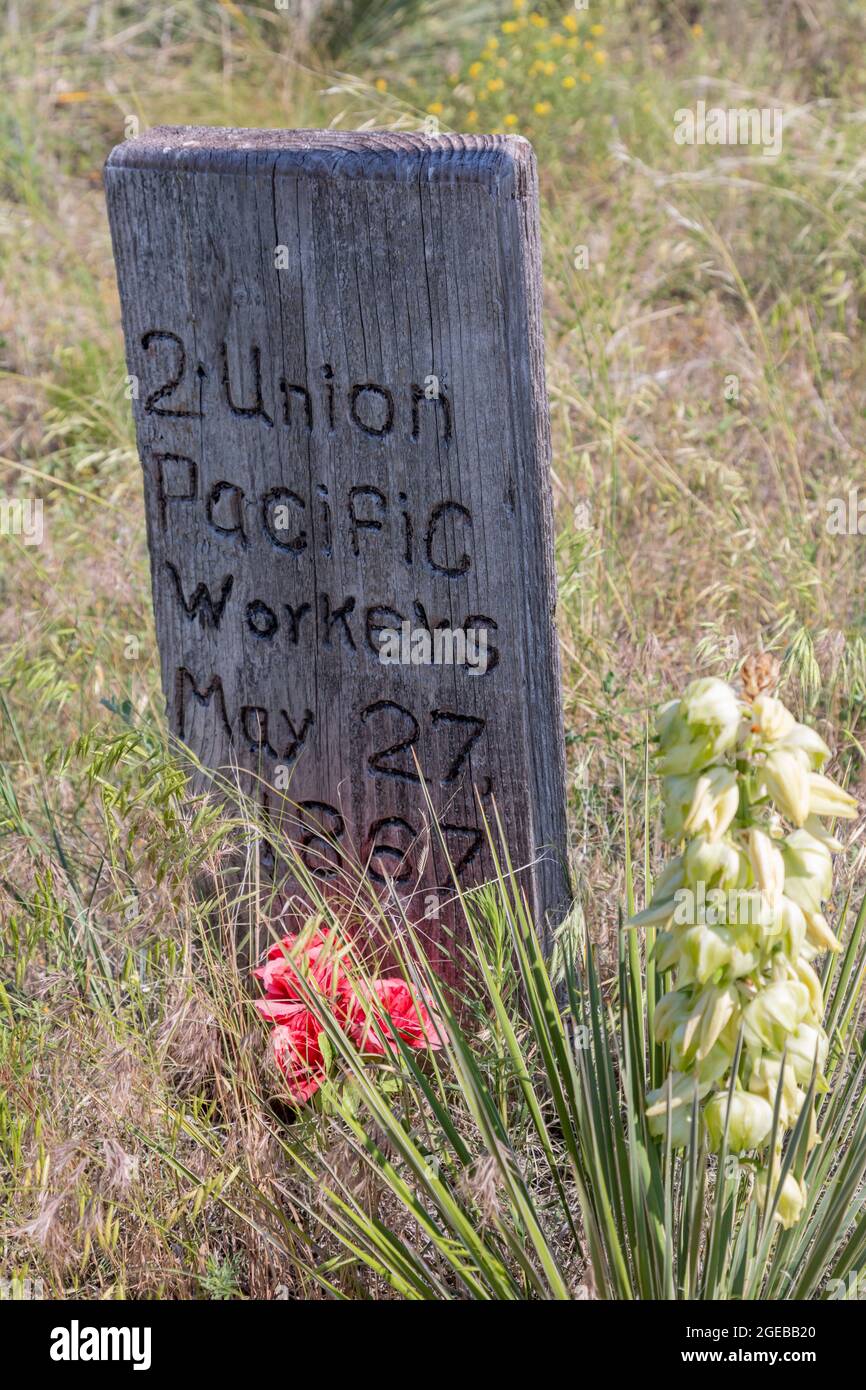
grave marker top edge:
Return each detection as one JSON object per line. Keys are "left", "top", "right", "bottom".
{"left": 105, "top": 127, "right": 536, "bottom": 193}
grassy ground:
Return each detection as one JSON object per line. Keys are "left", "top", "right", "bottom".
{"left": 2, "top": 0, "right": 866, "bottom": 1298}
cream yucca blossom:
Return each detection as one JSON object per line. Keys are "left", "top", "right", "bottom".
{"left": 683, "top": 835, "right": 747, "bottom": 890}
{"left": 741, "top": 979, "right": 812, "bottom": 1051}
{"left": 678, "top": 926, "right": 734, "bottom": 986}
{"left": 755, "top": 1167, "right": 808, "bottom": 1230}
{"left": 704, "top": 1090, "right": 774, "bottom": 1154}
{"left": 781, "top": 829, "right": 834, "bottom": 934}
{"left": 792, "top": 954, "right": 825, "bottom": 1017}
{"left": 679, "top": 677, "right": 741, "bottom": 730}
{"left": 786, "top": 1022, "right": 829, "bottom": 1086}
{"left": 646, "top": 1072, "right": 708, "bottom": 1147}
{"left": 663, "top": 766, "right": 739, "bottom": 841}
{"left": 747, "top": 1056, "right": 805, "bottom": 1128}
{"left": 779, "top": 722, "right": 831, "bottom": 770}
{"left": 761, "top": 749, "right": 811, "bottom": 826}
{"left": 656, "top": 678, "right": 741, "bottom": 775}
{"left": 807, "top": 772, "right": 858, "bottom": 820}
{"left": 653, "top": 989, "right": 691, "bottom": 1041}
{"left": 774, "top": 894, "right": 807, "bottom": 957}
{"left": 802, "top": 910, "right": 841, "bottom": 954}
{"left": 746, "top": 827, "right": 785, "bottom": 901}
{"left": 629, "top": 666, "right": 859, "bottom": 1225}
{"left": 803, "top": 814, "right": 843, "bottom": 851}
{"left": 680, "top": 984, "right": 738, "bottom": 1062}
{"left": 749, "top": 694, "right": 795, "bottom": 743}
{"left": 683, "top": 767, "right": 740, "bottom": 840}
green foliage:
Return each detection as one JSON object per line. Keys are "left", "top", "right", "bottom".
{"left": 283, "top": 808, "right": 866, "bottom": 1300}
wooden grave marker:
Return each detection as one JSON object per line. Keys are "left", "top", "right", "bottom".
{"left": 105, "top": 128, "right": 568, "bottom": 976}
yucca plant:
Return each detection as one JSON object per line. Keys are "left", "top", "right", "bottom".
{"left": 247, "top": 730, "right": 866, "bottom": 1301}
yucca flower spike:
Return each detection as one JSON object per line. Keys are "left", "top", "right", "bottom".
{"left": 629, "top": 657, "right": 859, "bottom": 1224}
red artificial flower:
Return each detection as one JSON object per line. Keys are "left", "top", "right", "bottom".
{"left": 254, "top": 996, "right": 307, "bottom": 1023}
{"left": 254, "top": 925, "right": 447, "bottom": 1106}
{"left": 270, "top": 1006, "right": 327, "bottom": 1104}
{"left": 351, "top": 978, "right": 448, "bottom": 1054}
{"left": 254, "top": 925, "right": 353, "bottom": 1017}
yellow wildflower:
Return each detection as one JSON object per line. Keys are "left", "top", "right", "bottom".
{"left": 534, "top": 99, "right": 551, "bottom": 115}
{"left": 692, "top": 23, "right": 704, "bottom": 37}
{"left": 374, "top": 77, "right": 387, "bottom": 92}
{"left": 466, "top": 109, "right": 478, "bottom": 125}
{"left": 487, "top": 76, "right": 504, "bottom": 92}
{"left": 427, "top": 101, "right": 443, "bottom": 115}
{"left": 529, "top": 11, "right": 547, "bottom": 27}
{"left": 562, "top": 75, "right": 576, "bottom": 89}
{"left": 543, "top": 60, "right": 556, "bottom": 75}
{"left": 513, "top": 0, "right": 526, "bottom": 9}
{"left": 593, "top": 49, "right": 607, "bottom": 65}
{"left": 501, "top": 20, "right": 518, "bottom": 34}
{"left": 504, "top": 113, "right": 519, "bottom": 127}
{"left": 468, "top": 61, "right": 483, "bottom": 78}
{"left": 579, "top": 71, "right": 592, "bottom": 83}
{"left": 590, "top": 23, "right": 605, "bottom": 36}
{"left": 563, "top": 13, "right": 578, "bottom": 33}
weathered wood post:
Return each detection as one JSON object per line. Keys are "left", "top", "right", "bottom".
{"left": 105, "top": 128, "right": 568, "bottom": 977}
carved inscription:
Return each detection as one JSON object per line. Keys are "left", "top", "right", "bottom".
{"left": 106, "top": 129, "right": 568, "bottom": 972}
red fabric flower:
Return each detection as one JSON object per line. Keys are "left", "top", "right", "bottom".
{"left": 255, "top": 925, "right": 447, "bottom": 1106}
{"left": 254, "top": 927, "right": 352, "bottom": 1017}
{"left": 254, "top": 996, "right": 307, "bottom": 1024}
{"left": 270, "top": 1006, "right": 327, "bottom": 1104}
{"left": 351, "top": 978, "right": 448, "bottom": 1054}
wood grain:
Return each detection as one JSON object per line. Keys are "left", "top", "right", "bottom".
{"left": 105, "top": 127, "right": 569, "bottom": 976}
